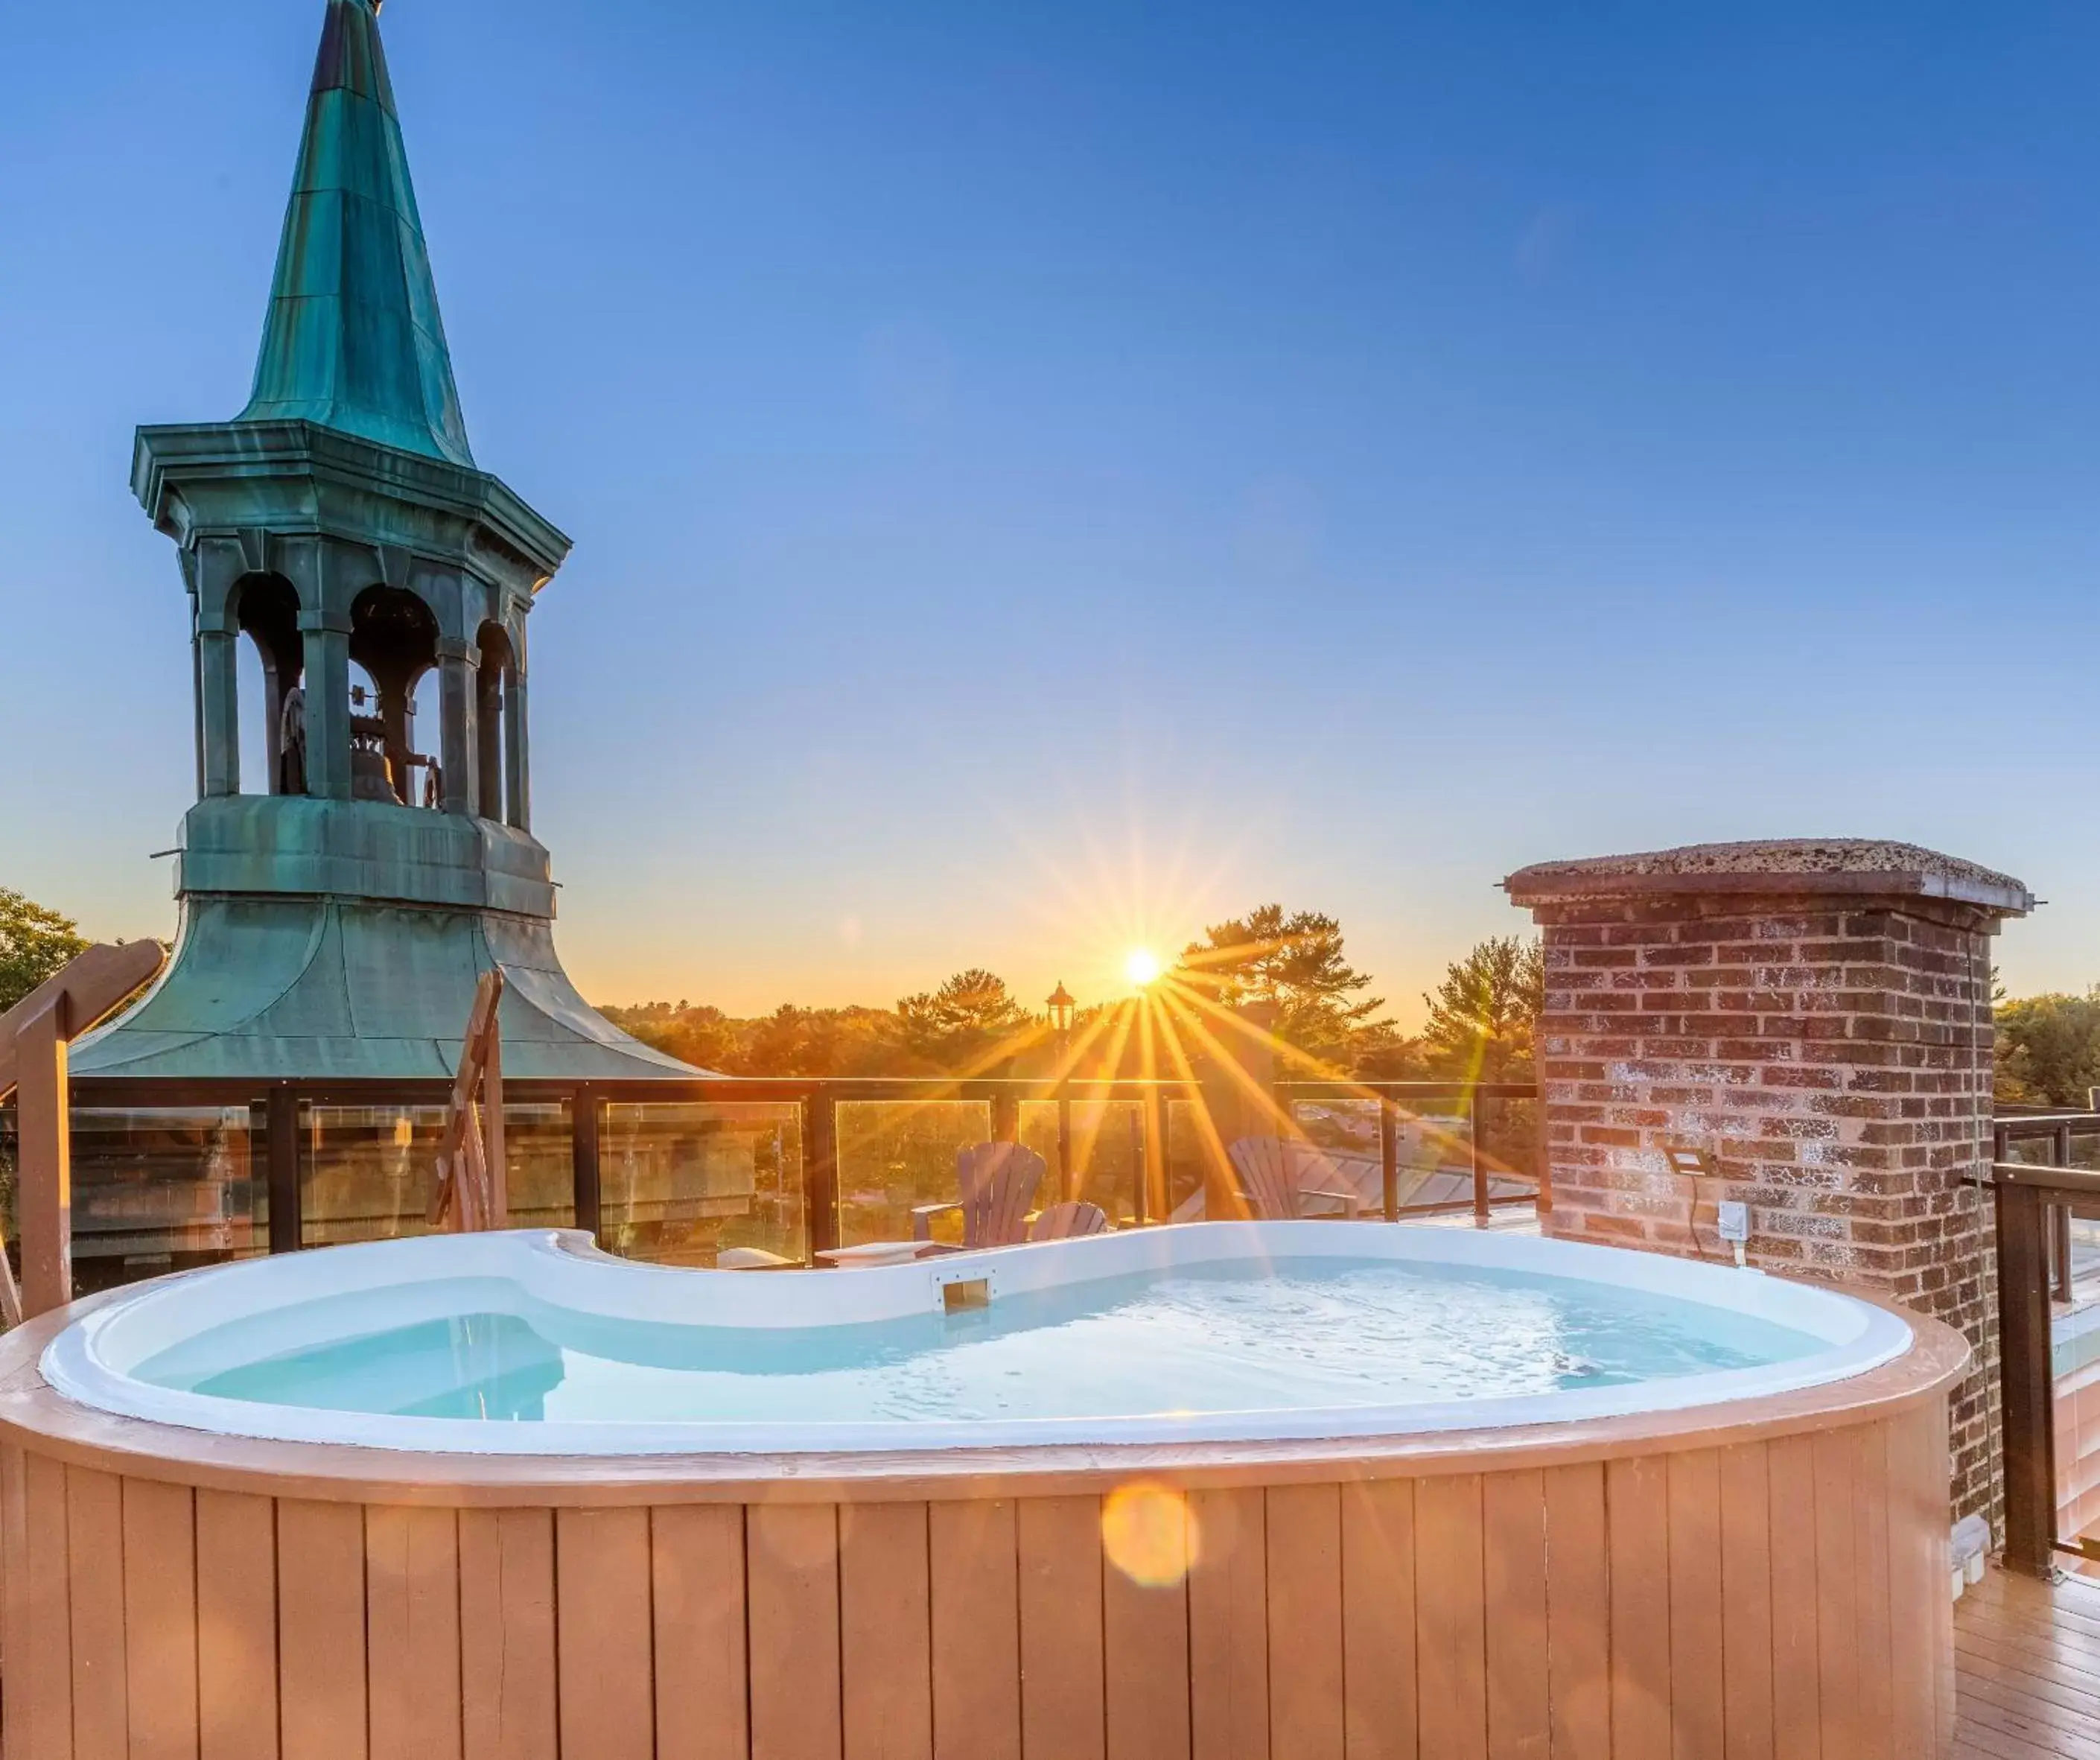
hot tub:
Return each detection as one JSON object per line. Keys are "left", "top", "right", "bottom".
{"left": 0, "top": 1222, "right": 1965, "bottom": 1759}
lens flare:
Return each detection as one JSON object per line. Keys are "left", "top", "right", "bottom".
{"left": 1124, "top": 947, "right": 1163, "bottom": 988}
{"left": 1101, "top": 1481, "right": 1200, "bottom": 1586}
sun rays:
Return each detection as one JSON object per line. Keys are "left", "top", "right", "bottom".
{"left": 851, "top": 928, "right": 1518, "bottom": 1230}
{"left": 1123, "top": 947, "right": 1163, "bottom": 989}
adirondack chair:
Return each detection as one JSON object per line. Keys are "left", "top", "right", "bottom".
{"left": 911, "top": 1141, "right": 1046, "bottom": 1247}
{"left": 1026, "top": 1200, "right": 1110, "bottom": 1242}
{"left": 1227, "top": 1136, "right": 1367, "bottom": 1221}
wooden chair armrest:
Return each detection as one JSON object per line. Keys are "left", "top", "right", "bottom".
{"left": 1301, "top": 1186, "right": 1366, "bottom": 1217}
{"left": 911, "top": 1201, "right": 962, "bottom": 1242}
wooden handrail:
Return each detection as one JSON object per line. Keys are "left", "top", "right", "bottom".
{"left": 426, "top": 970, "right": 507, "bottom": 1231}
{"left": 0, "top": 941, "right": 168, "bottom": 1322}
{"left": 1988, "top": 1158, "right": 2100, "bottom": 1577}
{"left": 0, "top": 941, "right": 165, "bottom": 1105}
{"left": 1989, "top": 1160, "right": 2100, "bottom": 1198}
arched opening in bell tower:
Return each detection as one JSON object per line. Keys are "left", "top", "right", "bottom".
{"left": 347, "top": 585, "right": 442, "bottom": 807}
{"left": 231, "top": 574, "right": 303, "bottom": 795}
{"left": 476, "top": 620, "right": 518, "bottom": 825}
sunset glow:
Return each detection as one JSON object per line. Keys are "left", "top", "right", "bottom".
{"left": 1124, "top": 947, "right": 1163, "bottom": 989}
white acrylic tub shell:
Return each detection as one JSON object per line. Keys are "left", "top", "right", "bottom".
{"left": 41, "top": 1222, "right": 1917, "bottom": 1457}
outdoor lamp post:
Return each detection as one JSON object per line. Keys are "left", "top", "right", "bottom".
{"left": 1046, "top": 981, "right": 1075, "bottom": 1042}
{"left": 1046, "top": 982, "right": 1076, "bottom": 1199}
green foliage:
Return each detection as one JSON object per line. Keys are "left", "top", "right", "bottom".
{"left": 0, "top": 887, "right": 88, "bottom": 1014}
{"left": 1178, "top": 903, "right": 1395, "bottom": 1074}
{"left": 599, "top": 1000, "right": 910, "bottom": 1076}
{"left": 1352, "top": 1030, "right": 1431, "bottom": 1081}
{"left": 601, "top": 970, "right": 1039, "bottom": 1078}
{"left": 742, "top": 1004, "right": 906, "bottom": 1076}
{"left": 1995, "top": 990, "right": 2100, "bottom": 1107}
{"left": 895, "top": 968, "right": 1034, "bottom": 1072}
{"left": 1420, "top": 935, "right": 1544, "bottom": 1086}
{"left": 603, "top": 915, "right": 1437, "bottom": 1084}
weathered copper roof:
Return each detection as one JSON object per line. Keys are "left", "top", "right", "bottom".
{"left": 1504, "top": 839, "right": 2032, "bottom": 915}
{"left": 71, "top": 894, "right": 698, "bottom": 1081}
{"left": 238, "top": 0, "right": 474, "bottom": 467}
{"left": 71, "top": 802, "right": 703, "bottom": 1081}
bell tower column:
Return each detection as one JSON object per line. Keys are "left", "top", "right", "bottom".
{"left": 193, "top": 538, "right": 246, "bottom": 798}
{"left": 195, "top": 627, "right": 241, "bottom": 797}
{"left": 504, "top": 668, "right": 530, "bottom": 831}
{"left": 300, "top": 611, "right": 353, "bottom": 801}
{"left": 437, "top": 638, "right": 478, "bottom": 816}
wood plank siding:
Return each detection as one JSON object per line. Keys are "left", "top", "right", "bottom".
{"left": 0, "top": 1402, "right": 1964, "bottom": 1759}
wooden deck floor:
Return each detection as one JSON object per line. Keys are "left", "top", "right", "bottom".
{"left": 1955, "top": 1565, "right": 2100, "bottom": 1758}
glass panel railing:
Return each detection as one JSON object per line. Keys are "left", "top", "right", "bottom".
{"left": 1085, "top": 1099, "right": 1151, "bottom": 1224}
{"left": 1291, "top": 1098, "right": 1381, "bottom": 1212}
{"left": 505, "top": 1105, "right": 576, "bottom": 1231}
{"left": 2055, "top": 1254, "right": 2100, "bottom": 1582}
{"left": 1284, "top": 1098, "right": 1507, "bottom": 1213}
{"left": 833, "top": 1098, "right": 1175, "bottom": 1244}
{"left": 836, "top": 1101, "right": 990, "bottom": 1248}
{"left": 599, "top": 1102, "right": 803, "bottom": 1267}
{"left": 67, "top": 1106, "right": 265, "bottom": 1295}
{"left": 2003, "top": 1132, "right": 2100, "bottom": 1169}
{"left": 302, "top": 1102, "right": 572, "bottom": 1248}
{"left": 1014, "top": 1099, "right": 1147, "bottom": 1224}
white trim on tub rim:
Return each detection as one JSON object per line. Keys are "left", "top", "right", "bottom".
{"left": 40, "top": 1222, "right": 1916, "bottom": 1458}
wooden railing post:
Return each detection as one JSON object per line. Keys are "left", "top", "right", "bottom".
{"left": 804, "top": 1091, "right": 839, "bottom": 1259}
{"left": 572, "top": 1084, "right": 602, "bottom": 1242}
{"left": 2052, "top": 1123, "right": 2076, "bottom": 1302}
{"left": 1057, "top": 1093, "right": 1075, "bottom": 1203}
{"left": 1533, "top": 1093, "right": 1553, "bottom": 1216}
{"left": 1379, "top": 1099, "right": 1399, "bottom": 1223}
{"left": 1996, "top": 1172, "right": 2059, "bottom": 1578}
{"left": 1471, "top": 1094, "right": 1490, "bottom": 1227}
{"left": 266, "top": 1084, "right": 301, "bottom": 1254}
{"left": 14, "top": 994, "right": 71, "bottom": 1319}
{"left": 1153, "top": 1098, "right": 1172, "bottom": 1223}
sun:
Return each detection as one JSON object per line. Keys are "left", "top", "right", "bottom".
{"left": 1124, "top": 947, "right": 1163, "bottom": 989}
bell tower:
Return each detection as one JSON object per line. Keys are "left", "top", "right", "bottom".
{"left": 77, "top": 0, "right": 690, "bottom": 1081}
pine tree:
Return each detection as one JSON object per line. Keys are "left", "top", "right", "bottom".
{"left": 1178, "top": 904, "right": 1387, "bottom": 1073}
{"left": 1420, "top": 935, "right": 1544, "bottom": 1086}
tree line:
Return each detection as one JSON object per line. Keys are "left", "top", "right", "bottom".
{"left": 599, "top": 907, "right": 1545, "bottom": 1084}
{"left": 1995, "top": 988, "right": 2100, "bottom": 1108}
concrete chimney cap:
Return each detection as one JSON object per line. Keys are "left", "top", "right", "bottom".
{"left": 1503, "top": 839, "right": 2033, "bottom": 916}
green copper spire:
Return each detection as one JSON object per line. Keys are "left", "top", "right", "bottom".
{"left": 239, "top": 0, "right": 474, "bottom": 467}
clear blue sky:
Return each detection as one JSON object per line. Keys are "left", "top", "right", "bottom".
{"left": 4, "top": 1, "right": 2096, "bottom": 1022}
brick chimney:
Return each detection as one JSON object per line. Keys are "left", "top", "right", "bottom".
{"left": 1505, "top": 839, "right": 2032, "bottom": 1530}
